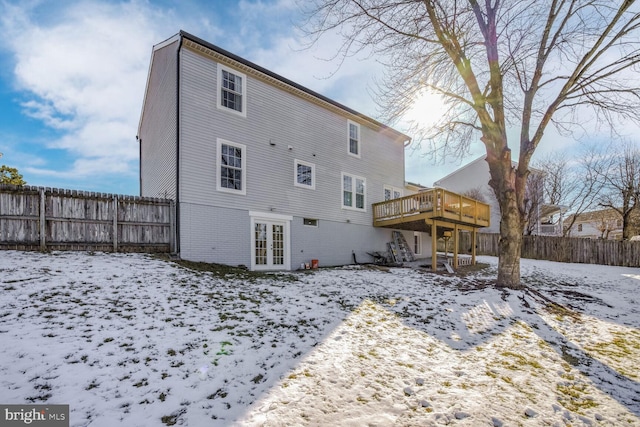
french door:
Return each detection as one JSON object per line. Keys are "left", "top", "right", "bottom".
{"left": 251, "top": 213, "right": 290, "bottom": 270}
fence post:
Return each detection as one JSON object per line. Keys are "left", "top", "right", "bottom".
{"left": 113, "top": 195, "right": 118, "bottom": 252}
{"left": 39, "top": 188, "right": 46, "bottom": 251}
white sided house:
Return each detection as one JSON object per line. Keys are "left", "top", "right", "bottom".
{"left": 565, "top": 208, "right": 636, "bottom": 240}
{"left": 138, "top": 31, "right": 489, "bottom": 270}
{"left": 434, "top": 156, "right": 565, "bottom": 236}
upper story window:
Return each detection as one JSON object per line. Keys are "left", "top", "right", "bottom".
{"left": 294, "top": 159, "right": 316, "bottom": 190}
{"left": 217, "top": 64, "right": 247, "bottom": 117}
{"left": 342, "top": 172, "right": 366, "bottom": 211}
{"left": 384, "top": 185, "right": 403, "bottom": 201}
{"left": 217, "top": 138, "right": 246, "bottom": 195}
{"left": 347, "top": 120, "right": 360, "bottom": 158}
{"left": 577, "top": 224, "right": 583, "bottom": 232}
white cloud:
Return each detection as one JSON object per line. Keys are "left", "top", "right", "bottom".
{"left": 2, "top": 0, "right": 637, "bottom": 194}
{"left": 248, "top": 28, "right": 385, "bottom": 119}
{"left": 0, "top": 0, "right": 185, "bottom": 183}
{"left": 0, "top": 0, "right": 397, "bottom": 188}
{"left": 0, "top": 0, "right": 343, "bottom": 189}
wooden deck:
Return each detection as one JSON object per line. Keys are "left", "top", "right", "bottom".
{"left": 372, "top": 188, "right": 490, "bottom": 230}
{"left": 372, "top": 189, "right": 490, "bottom": 271}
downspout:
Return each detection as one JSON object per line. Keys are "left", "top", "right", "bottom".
{"left": 137, "top": 135, "right": 142, "bottom": 196}
{"left": 175, "top": 34, "right": 183, "bottom": 256}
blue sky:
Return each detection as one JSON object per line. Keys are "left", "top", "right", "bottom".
{"left": 0, "top": 0, "right": 487, "bottom": 195}
{"left": 0, "top": 0, "right": 618, "bottom": 196}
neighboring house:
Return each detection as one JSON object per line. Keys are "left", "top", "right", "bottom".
{"left": 565, "top": 208, "right": 640, "bottom": 239}
{"left": 138, "top": 31, "right": 431, "bottom": 270}
{"left": 434, "top": 156, "right": 565, "bottom": 235}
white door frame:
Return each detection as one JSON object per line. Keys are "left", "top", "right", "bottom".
{"left": 249, "top": 211, "right": 292, "bottom": 271}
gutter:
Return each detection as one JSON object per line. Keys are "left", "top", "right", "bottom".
{"left": 174, "top": 34, "right": 183, "bottom": 256}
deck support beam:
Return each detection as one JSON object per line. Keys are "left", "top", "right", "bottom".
{"left": 453, "top": 223, "right": 459, "bottom": 269}
{"left": 471, "top": 228, "right": 477, "bottom": 265}
{"left": 431, "top": 219, "right": 437, "bottom": 272}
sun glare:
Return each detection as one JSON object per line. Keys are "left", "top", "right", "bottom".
{"left": 404, "top": 89, "right": 447, "bottom": 128}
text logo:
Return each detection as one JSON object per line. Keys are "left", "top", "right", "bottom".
{"left": 0, "top": 405, "right": 68, "bottom": 427}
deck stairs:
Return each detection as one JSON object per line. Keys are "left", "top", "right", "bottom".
{"left": 387, "top": 231, "right": 415, "bottom": 263}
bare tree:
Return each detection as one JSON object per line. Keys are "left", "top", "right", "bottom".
{"left": 598, "top": 142, "right": 640, "bottom": 240}
{"left": 302, "top": 0, "right": 640, "bottom": 288}
{"left": 533, "top": 146, "right": 606, "bottom": 236}
{"left": 594, "top": 211, "right": 618, "bottom": 239}
{"left": 523, "top": 171, "right": 544, "bottom": 236}
{"left": 537, "top": 155, "right": 565, "bottom": 207}
{"left": 461, "top": 186, "right": 487, "bottom": 203}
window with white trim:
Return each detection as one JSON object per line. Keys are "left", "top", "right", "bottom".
{"left": 217, "top": 64, "right": 247, "bottom": 117}
{"left": 342, "top": 173, "right": 366, "bottom": 210}
{"left": 294, "top": 159, "right": 315, "bottom": 190}
{"left": 347, "top": 120, "right": 360, "bottom": 157}
{"left": 384, "top": 185, "right": 403, "bottom": 216}
{"left": 216, "top": 138, "right": 246, "bottom": 195}
{"left": 384, "top": 185, "right": 403, "bottom": 201}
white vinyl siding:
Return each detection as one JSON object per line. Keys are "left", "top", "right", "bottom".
{"left": 348, "top": 120, "right": 360, "bottom": 158}
{"left": 216, "top": 138, "right": 246, "bottom": 195}
{"left": 294, "top": 159, "right": 315, "bottom": 190}
{"left": 217, "top": 64, "right": 246, "bottom": 117}
{"left": 178, "top": 48, "right": 406, "bottom": 227}
{"left": 139, "top": 40, "right": 179, "bottom": 199}
{"left": 342, "top": 173, "right": 366, "bottom": 211}
{"left": 143, "top": 39, "right": 413, "bottom": 269}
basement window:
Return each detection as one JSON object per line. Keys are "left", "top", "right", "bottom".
{"left": 303, "top": 218, "right": 318, "bottom": 227}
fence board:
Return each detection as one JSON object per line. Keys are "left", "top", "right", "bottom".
{"left": 0, "top": 184, "right": 174, "bottom": 253}
{"left": 475, "top": 232, "right": 640, "bottom": 267}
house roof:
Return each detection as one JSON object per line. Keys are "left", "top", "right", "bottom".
{"left": 405, "top": 181, "right": 431, "bottom": 192}
{"left": 433, "top": 154, "right": 545, "bottom": 187}
{"left": 433, "top": 155, "right": 487, "bottom": 186}
{"left": 540, "top": 204, "right": 568, "bottom": 217}
{"left": 567, "top": 208, "right": 623, "bottom": 223}
{"left": 140, "top": 31, "right": 411, "bottom": 144}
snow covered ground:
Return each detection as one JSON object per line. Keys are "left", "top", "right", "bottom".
{"left": 0, "top": 250, "right": 638, "bottom": 426}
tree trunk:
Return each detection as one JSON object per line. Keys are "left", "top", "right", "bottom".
{"left": 486, "top": 151, "right": 526, "bottom": 290}
{"left": 623, "top": 210, "right": 632, "bottom": 240}
{"left": 496, "top": 193, "right": 525, "bottom": 289}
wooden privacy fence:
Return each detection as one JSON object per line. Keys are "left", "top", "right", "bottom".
{"left": 0, "top": 184, "right": 175, "bottom": 253}
{"left": 474, "top": 233, "right": 640, "bottom": 267}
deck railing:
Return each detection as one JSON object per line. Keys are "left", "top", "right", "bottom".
{"left": 539, "top": 223, "right": 562, "bottom": 236}
{"left": 372, "top": 188, "right": 490, "bottom": 227}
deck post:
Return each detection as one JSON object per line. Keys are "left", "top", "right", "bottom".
{"left": 431, "top": 220, "right": 437, "bottom": 271}
{"left": 453, "top": 223, "right": 459, "bottom": 268}
{"left": 471, "top": 228, "right": 477, "bottom": 265}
